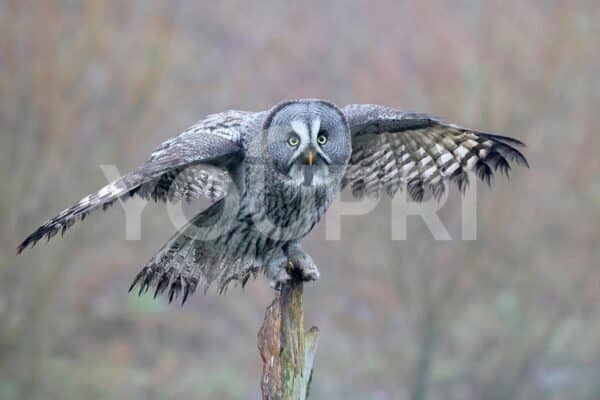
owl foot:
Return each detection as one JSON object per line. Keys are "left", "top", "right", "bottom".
{"left": 285, "top": 254, "right": 320, "bottom": 282}
{"left": 267, "top": 247, "right": 320, "bottom": 290}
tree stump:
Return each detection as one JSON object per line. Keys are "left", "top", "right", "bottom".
{"left": 258, "top": 278, "right": 319, "bottom": 400}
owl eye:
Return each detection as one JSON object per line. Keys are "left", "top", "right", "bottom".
{"left": 316, "top": 132, "right": 328, "bottom": 145}
{"left": 287, "top": 135, "right": 300, "bottom": 147}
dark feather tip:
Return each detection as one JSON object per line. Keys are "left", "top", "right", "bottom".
{"left": 181, "top": 285, "right": 191, "bottom": 306}
{"left": 486, "top": 151, "right": 512, "bottom": 178}
{"left": 139, "top": 270, "right": 155, "bottom": 296}
{"left": 129, "top": 266, "right": 149, "bottom": 293}
{"left": 407, "top": 178, "right": 425, "bottom": 202}
{"left": 168, "top": 280, "right": 182, "bottom": 304}
{"left": 154, "top": 274, "right": 170, "bottom": 299}
{"left": 16, "top": 240, "right": 29, "bottom": 255}
{"left": 17, "top": 227, "right": 46, "bottom": 254}
{"left": 431, "top": 181, "right": 446, "bottom": 201}
{"left": 482, "top": 132, "right": 527, "bottom": 147}
{"left": 450, "top": 168, "right": 470, "bottom": 193}
{"left": 475, "top": 160, "right": 493, "bottom": 187}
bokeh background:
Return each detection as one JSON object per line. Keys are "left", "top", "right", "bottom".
{"left": 2, "top": 1, "right": 599, "bottom": 399}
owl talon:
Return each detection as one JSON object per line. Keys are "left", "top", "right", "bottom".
{"left": 267, "top": 256, "right": 320, "bottom": 290}
{"left": 296, "top": 262, "right": 320, "bottom": 281}
{"left": 286, "top": 250, "right": 320, "bottom": 282}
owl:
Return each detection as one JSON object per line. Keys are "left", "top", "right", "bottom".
{"left": 18, "top": 99, "right": 528, "bottom": 304}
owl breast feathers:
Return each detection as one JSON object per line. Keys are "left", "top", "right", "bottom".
{"left": 18, "top": 99, "right": 528, "bottom": 304}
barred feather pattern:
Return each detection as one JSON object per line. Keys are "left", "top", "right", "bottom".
{"left": 17, "top": 111, "right": 252, "bottom": 254}
{"left": 135, "top": 165, "right": 230, "bottom": 202}
{"left": 18, "top": 99, "right": 528, "bottom": 305}
{"left": 127, "top": 198, "right": 262, "bottom": 303}
{"left": 342, "top": 125, "right": 528, "bottom": 201}
{"left": 129, "top": 170, "right": 336, "bottom": 304}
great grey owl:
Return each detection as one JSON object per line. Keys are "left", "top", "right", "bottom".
{"left": 18, "top": 99, "right": 528, "bottom": 304}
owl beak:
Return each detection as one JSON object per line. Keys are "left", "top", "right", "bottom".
{"left": 306, "top": 150, "right": 314, "bottom": 167}
{"left": 302, "top": 149, "right": 316, "bottom": 186}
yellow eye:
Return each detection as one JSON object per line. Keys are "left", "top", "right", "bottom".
{"left": 317, "top": 134, "right": 328, "bottom": 145}
{"left": 288, "top": 135, "right": 300, "bottom": 147}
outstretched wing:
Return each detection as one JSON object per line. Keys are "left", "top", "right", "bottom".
{"left": 18, "top": 110, "right": 253, "bottom": 253}
{"left": 341, "top": 104, "right": 528, "bottom": 201}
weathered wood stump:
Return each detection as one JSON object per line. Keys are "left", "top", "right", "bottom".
{"left": 258, "top": 277, "right": 319, "bottom": 400}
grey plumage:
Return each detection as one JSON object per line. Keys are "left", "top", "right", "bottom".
{"left": 342, "top": 104, "right": 528, "bottom": 200}
{"left": 18, "top": 99, "right": 528, "bottom": 304}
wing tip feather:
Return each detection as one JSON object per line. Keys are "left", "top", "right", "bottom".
{"left": 128, "top": 264, "right": 201, "bottom": 306}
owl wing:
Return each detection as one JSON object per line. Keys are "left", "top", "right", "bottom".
{"left": 18, "top": 110, "right": 254, "bottom": 253}
{"left": 341, "top": 104, "right": 528, "bottom": 201}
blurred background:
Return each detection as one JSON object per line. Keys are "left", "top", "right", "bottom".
{"left": 1, "top": 1, "right": 599, "bottom": 399}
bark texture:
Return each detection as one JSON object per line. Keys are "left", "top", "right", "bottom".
{"left": 258, "top": 279, "right": 319, "bottom": 400}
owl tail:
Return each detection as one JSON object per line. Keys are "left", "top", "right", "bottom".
{"left": 128, "top": 199, "right": 228, "bottom": 305}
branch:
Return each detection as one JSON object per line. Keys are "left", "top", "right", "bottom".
{"left": 258, "top": 278, "right": 319, "bottom": 400}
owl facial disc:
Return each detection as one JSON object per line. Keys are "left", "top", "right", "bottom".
{"left": 263, "top": 99, "right": 351, "bottom": 187}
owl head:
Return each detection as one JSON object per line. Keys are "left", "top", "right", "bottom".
{"left": 262, "top": 99, "right": 351, "bottom": 186}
